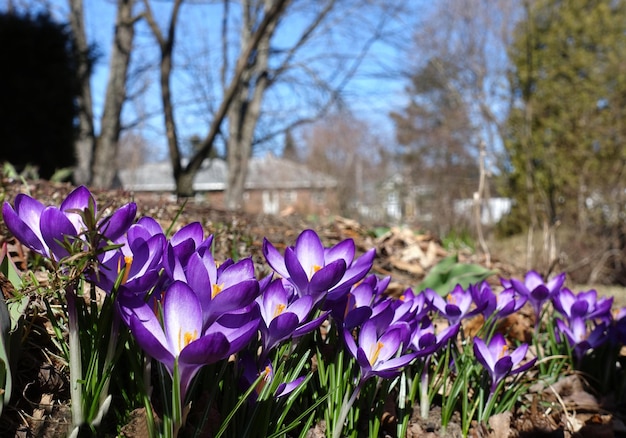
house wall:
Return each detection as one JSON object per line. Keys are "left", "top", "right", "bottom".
{"left": 180, "top": 187, "right": 338, "bottom": 216}
{"left": 241, "top": 187, "right": 338, "bottom": 216}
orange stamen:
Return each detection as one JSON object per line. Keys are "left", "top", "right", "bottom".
{"left": 498, "top": 345, "right": 509, "bottom": 359}
{"left": 121, "top": 256, "right": 133, "bottom": 285}
{"left": 255, "top": 365, "right": 272, "bottom": 394}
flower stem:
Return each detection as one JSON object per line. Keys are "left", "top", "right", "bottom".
{"left": 67, "top": 285, "right": 84, "bottom": 429}
{"left": 420, "top": 357, "right": 431, "bottom": 419}
{"left": 333, "top": 381, "right": 363, "bottom": 438}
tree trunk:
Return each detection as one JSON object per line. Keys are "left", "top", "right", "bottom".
{"left": 68, "top": 0, "right": 95, "bottom": 186}
{"left": 91, "top": 0, "right": 135, "bottom": 188}
{"left": 224, "top": 0, "right": 275, "bottom": 210}
{"left": 175, "top": 172, "right": 195, "bottom": 198}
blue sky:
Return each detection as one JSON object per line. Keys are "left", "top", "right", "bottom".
{"left": 62, "top": 1, "right": 424, "bottom": 161}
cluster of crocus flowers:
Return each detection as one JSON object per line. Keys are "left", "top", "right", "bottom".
{"left": 552, "top": 287, "right": 613, "bottom": 361}
{"left": 13, "top": 187, "right": 626, "bottom": 437}
{"left": 2, "top": 186, "right": 137, "bottom": 263}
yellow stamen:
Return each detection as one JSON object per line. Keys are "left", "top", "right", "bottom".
{"left": 309, "top": 264, "right": 322, "bottom": 279}
{"left": 370, "top": 341, "right": 384, "bottom": 365}
{"left": 178, "top": 328, "right": 198, "bottom": 351}
{"left": 117, "top": 255, "right": 133, "bottom": 285}
{"left": 447, "top": 294, "right": 456, "bottom": 304}
{"left": 498, "top": 345, "right": 508, "bottom": 359}
{"left": 273, "top": 303, "right": 286, "bottom": 318}
{"left": 212, "top": 283, "right": 224, "bottom": 299}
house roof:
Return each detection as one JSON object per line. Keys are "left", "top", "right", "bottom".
{"left": 118, "top": 154, "right": 337, "bottom": 192}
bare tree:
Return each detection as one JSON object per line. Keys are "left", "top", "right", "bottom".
{"left": 394, "top": 0, "right": 523, "bottom": 234}
{"left": 68, "top": 0, "right": 95, "bottom": 186}
{"left": 301, "top": 111, "right": 385, "bottom": 217}
{"left": 68, "top": 0, "right": 140, "bottom": 188}
{"left": 142, "top": 0, "right": 411, "bottom": 208}
{"left": 142, "top": 0, "right": 290, "bottom": 201}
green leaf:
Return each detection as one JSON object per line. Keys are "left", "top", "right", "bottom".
{"left": 416, "top": 254, "right": 496, "bottom": 296}
{"left": 0, "top": 244, "right": 29, "bottom": 413}
{"left": 0, "top": 295, "right": 13, "bottom": 411}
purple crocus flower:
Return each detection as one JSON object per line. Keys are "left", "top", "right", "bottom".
{"left": 409, "top": 315, "right": 459, "bottom": 358}
{"left": 427, "top": 284, "right": 484, "bottom": 326}
{"left": 390, "top": 289, "right": 431, "bottom": 325}
{"left": 2, "top": 186, "right": 136, "bottom": 260}
{"left": 504, "top": 271, "right": 565, "bottom": 322}
{"left": 333, "top": 281, "right": 377, "bottom": 329}
{"left": 95, "top": 217, "right": 165, "bottom": 294}
{"left": 555, "top": 318, "right": 609, "bottom": 361}
{"left": 470, "top": 281, "right": 527, "bottom": 321}
{"left": 263, "top": 229, "right": 375, "bottom": 306}
{"left": 239, "top": 353, "right": 306, "bottom": 401}
{"left": 123, "top": 281, "right": 260, "bottom": 402}
{"left": 184, "top": 251, "right": 260, "bottom": 329}
{"left": 473, "top": 333, "right": 536, "bottom": 393}
{"left": 552, "top": 288, "right": 613, "bottom": 324}
{"left": 343, "top": 318, "right": 417, "bottom": 381}
{"left": 163, "top": 222, "right": 210, "bottom": 283}
{"left": 257, "top": 278, "right": 328, "bottom": 358}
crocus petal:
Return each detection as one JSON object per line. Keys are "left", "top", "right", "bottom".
{"left": 343, "top": 327, "right": 359, "bottom": 359}
{"left": 359, "top": 320, "right": 378, "bottom": 357}
{"left": 337, "top": 249, "right": 376, "bottom": 288}
{"left": 344, "top": 306, "right": 372, "bottom": 330}
{"left": 286, "top": 295, "right": 314, "bottom": 322}
{"left": 373, "top": 353, "right": 417, "bottom": 373}
{"left": 377, "top": 327, "right": 404, "bottom": 361}
{"left": 129, "top": 315, "right": 175, "bottom": 371}
{"left": 266, "top": 313, "right": 300, "bottom": 347}
{"left": 284, "top": 247, "right": 310, "bottom": 292}
{"left": 2, "top": 201, "right": 48, "bottom": 256}
{"left": 546, "top": 272, "right": 566, "bottom": 293}
{"left": 493, "top": 356, "right": 513, "bottom": 381}
{"left": 473, "top": 337, "right": 495, "bottom": 371}
{"left": 99, "top": 202, "right": 137, "bottom": 241}
{"left": 212, "top": 313, "right": 261, "bottom": 357}
{"left": 325, "top": 239, "right": 355, "bottom": 265}
{"left": 524, "top": 271, "right": 544, "bottom": 291}
{"left": 205, "top": 279, "right": 259, "bottom": 325}
{"left": 294, "top": 230, "right": 324, "bottom": 274}
{"left": 309, "top": 259, "right": 346, "bottom": 292}
{"left": 219, "top": 258, "right": 256, "bottom": 287}
{"left": 292, "top": 310, "right": 329, "bottom": 337}
{"left": 262, "top": 238, "right": 289, "bottom": 278}
{"left": 276, "top": 376, "right": 306, "bottom": 398}
{"left": 163, "top": 282, "right": 203, "bottom": 355}
{"left": 60, "top": 186, "right": 92, "bottom": 211}
{"left": 179, "top": 331, "right": 230, "bottom": 365}
{"left": 170, "top": 222, "right": 204, "bottom": 247}
{"left": 40, "top": 207, "right": 79, "bottom": 259}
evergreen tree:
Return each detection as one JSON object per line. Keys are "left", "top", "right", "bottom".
{"left": 504, "top": 0, "right": 626, "bottom": 232}
{"left": 0, "top": 12, "right": 79, "bottom": 179}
